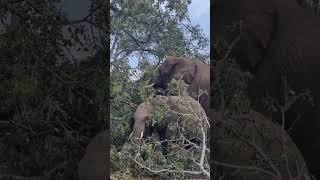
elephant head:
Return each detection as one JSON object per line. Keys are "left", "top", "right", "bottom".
{"left": 130, "top": 96, "right": 209, "bottom": 145}
{"left": 152, "top": 56, "right": 198, "bottom": 92}
{"left": 214, "top": 0, "right": 320, "bottom": 177}
{"left": 213, "top": 0, "right": 276, "bottom": 73}
{"left": 213, "top": 0, "right": 314, "bottom": 73}
{"left": 78, "top": 131, "right": 107, "bottom": 180}
{"left": 129, "top": 101, "right": 155, "bottom": 142}
{"left": 152, "top": 56, "right": 210, "bottom": 113}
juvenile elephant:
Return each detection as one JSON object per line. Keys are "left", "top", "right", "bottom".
{"left": 211, "top": 110, "right": 311, "bottom": 180}
{"left": 130, "top": 95, "right": 209, "bottom": 153}
{"left": 152, "top": 56, "right": 210, "bottom": 114}
{"left": 78, "top": 131, "right": 107, "bottom": 180}
{"left": 214, "top": 0, "right": 320, "bottom": 175}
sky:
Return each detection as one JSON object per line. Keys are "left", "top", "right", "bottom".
{"left": 188, "top": 0, "right": 210, "bottom": 38}
{"left": 59, "top": 0, "right": 89, "bottom": 20}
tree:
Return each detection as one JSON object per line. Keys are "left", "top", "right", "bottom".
{"left": 110, "top": 0, "right": 209, "bottom": 65}
{"left": 0, "top": 0, "right": 108, "bottom": 179}
{"left": 110, "top": 1, "right": 210, "bottom": 178}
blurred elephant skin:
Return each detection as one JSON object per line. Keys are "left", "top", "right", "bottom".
{"left": 211, "top": 110, "right": 311, "bottom": 180}
{"left": 78, "top": 131, "right": 107, "bottom": 180}
{"left": 152, "top": 56, "right": 210, "bottom": 114}
{"left": 214, "top": 0, "right": 320, "bottom": 175}
{"left": 130, "top": 95, "right": 208, "bottom": 154}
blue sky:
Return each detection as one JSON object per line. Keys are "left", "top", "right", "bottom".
{"left": 59, "top": 0, "right": 89, "bottom": 20}
{"left": 188, "top": 0, "right": 210, "bottom": 38}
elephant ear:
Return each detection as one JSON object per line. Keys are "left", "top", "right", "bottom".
{"left": 160, "top": 56, "right": 179, "bottom": 75}
{"left": 239, "top": 3, "right": 275, "bottom": 72}
{"left": 247, "top": 10, "right": 274, "bottom": 49}
{"left": 174, "top": 60, "right": 196, "bottom": 84}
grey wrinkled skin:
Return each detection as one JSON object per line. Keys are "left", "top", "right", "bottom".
{"left": 213, "top": 0, "right": 320, "bottom": 176}
{"left": 131, "top": 101, "right": 155, "bottom": 140}
{"left": 152, "top": 56, "right": 210, "bottom": 114}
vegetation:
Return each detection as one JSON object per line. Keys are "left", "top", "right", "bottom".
{"left": 1, "top": 0, "right": 318, "bottom": 179}
{"left": 0, "top": 0, "right": 107, "bottom": 179}
{"left": 110, "top": 0, "right": 210, "bottom": 179}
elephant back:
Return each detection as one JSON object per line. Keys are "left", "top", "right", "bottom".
{"left": 78, "top": 131, "right": 107, "bottom": 180}
{"left": 165, "top": 96, "right": 209, "bottom": 140}
{"left": 168, "top": 96, "right": 205, "bottom": 114}
{"left": 212, "top": 110, "right": 310, "bottom": 180}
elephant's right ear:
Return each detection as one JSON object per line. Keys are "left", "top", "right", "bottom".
{"left": 159, "top": 57, "right": 180, "bottom": 77}
{"left": 240, "top": 8, "right": 275, "bottom": 72}
{"left": 248, "top": 9, "right": 274, "bottom": 50}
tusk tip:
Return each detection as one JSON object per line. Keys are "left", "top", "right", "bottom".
{"left": 140, "top": 131, "right": 144, "bottom": 139}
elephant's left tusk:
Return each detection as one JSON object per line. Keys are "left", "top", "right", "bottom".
{"left": 128, "top": 132, "right": 133, "bottom": 139}
{"left": 144, "top": 83, "right": 154, "bottom": 88}
{"left": 140, "top": 131, "right": 144, "bottom": 139}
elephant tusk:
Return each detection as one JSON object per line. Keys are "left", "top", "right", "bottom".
{"left": 128, "top": 132, "right": 133, "bottom": 139}
{"left": 144, "top": 83, "right": 154, "bottom": 88}
{"left": 140, "top": 131, "right": 144, "bottom": 139}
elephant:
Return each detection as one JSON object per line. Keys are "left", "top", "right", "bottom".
{"left": 78, "top": 130, "right": 107, "bottom": 180}
{"left": 151, "top": 56, "right": 210, "bottom": 114}
{"left": 213, "top": 0, "right": 320, "bottom": 176}
{"left": 129, "top": 95, "right": 209, "bottom": 154}
{"left": 211, "top": 109, "right": 311, "bottom": 180}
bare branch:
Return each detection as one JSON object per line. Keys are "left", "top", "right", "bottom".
{"left": 212, "top": 161, "right": 280, "bottom": 180}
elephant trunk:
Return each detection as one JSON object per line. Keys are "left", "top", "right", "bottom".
{"left": 131, "top": 123, "right": 145, "bottom": 139}
{"left": 131, "top": 101, "right": 154, "bottom": 140}
{"left": 152, "top": 75, "right": 168, "bottom": 95}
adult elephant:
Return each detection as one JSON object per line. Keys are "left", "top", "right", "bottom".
{"left": 151, "top": 56, "right": 210, "bottom": 114}
{"left": 78, "top": 131, "right": 107, "bottom": 180}
{"left": 213, "top": 0, "right": 320, "bottom": 176}
{"left": 129, "top": 95, "right": 209, "bottom": 154}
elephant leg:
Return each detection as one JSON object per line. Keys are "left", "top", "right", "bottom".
{"left": 155, "top": 123, "right": 169, "bottom": 156}
{"left": 158, "top": 129, "right": 169, "bottom": 156}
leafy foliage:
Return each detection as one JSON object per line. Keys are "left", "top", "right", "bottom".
{"left": 110, "top": 0, "right": 209, "bottom": 65}
{"left": 0, "top": 0, "right": 107, "bottom": 179}
{"left": 111, "top": 76, "right": 210, "bottom": 179}
{"left": 110, "top": 0, "right": 210, "bottom": 178}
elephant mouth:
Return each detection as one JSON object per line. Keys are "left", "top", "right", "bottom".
{"left": 129, "top": 131, "right": 144, "bottom": 145}
{"left": 152, "top": 83, "right": 167, "bottom": 95}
